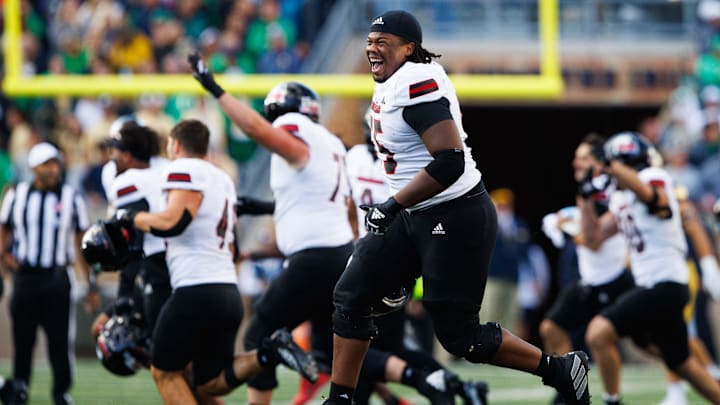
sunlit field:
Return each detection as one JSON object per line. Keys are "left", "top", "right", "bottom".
{"left": 0, "top": 358, "right": 708, "bottom": 404}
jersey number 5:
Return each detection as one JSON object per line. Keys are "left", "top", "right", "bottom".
{"left": 370, "top": 117, "right": 397, "bottom": 175}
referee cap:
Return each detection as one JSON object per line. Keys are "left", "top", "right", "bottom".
{"left": 28, "top": 142, "right": 61, "bottom": 169}
{"left": 370, "top": 10, "right": 422, "bottom": 44}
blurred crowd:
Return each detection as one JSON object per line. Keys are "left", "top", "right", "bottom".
{"left": 0, "top": 0, "right": 336, "bottom": 217}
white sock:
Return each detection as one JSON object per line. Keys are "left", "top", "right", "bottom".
{"left": 603, "top": 393, "right": 621, "bottom": 402}
{"left": 708, "top": 363, "right": 720, "bottom": 380}
{"left": 666, "top": 381, "right": 685, "bottom": 397}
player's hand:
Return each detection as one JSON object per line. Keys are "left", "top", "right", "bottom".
{"left": 577, "top": 168, "right": 608, "bottom": 200}
{"left": 236, "top": 196, "right": 275, "bottom": 216}
{"left": 83, "top": 290, "right": 101, "bottom": 314}
{"left": 188, "top": 52, "right": 225, "bottom": 99}
{"left": 91, "top": 312, "right": 110, "bottom": 340}
{"left": 110, "top": 208, "right": 138, "bottom": 229}
{"left": 360, "top": 197, "right": 403, "bottom": 236}
{"left": 701, "top": 256, "right": 720, "bottom": 302}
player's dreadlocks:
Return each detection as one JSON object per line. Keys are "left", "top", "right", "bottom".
{"left": 407, "top": 42, "right": 442, "bottom": 64}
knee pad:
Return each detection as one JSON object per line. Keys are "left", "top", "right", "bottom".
{"left": 332, "top": 310, "right": 377, "bottom": 341}
{"left": 465, "top": 321, "right": 503, "bottom": 363}
{"left": 360, "top": 348, "right": 392, "bottom": 382}
{"left": 425, "top": 302, "right": 502, "bottom": 363}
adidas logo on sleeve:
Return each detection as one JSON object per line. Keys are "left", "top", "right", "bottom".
{"left": 432, "top": 223, "right": 445, "bottom": 235}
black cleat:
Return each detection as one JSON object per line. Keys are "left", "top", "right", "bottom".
{"left": 422, "top": 369, "right": 461, "bottom": 405}
{"left": 460, "top": 380, "right": 489, "bottom": 405}
{"left": 0, "top": 379, "right": 28, "bottom": 405}
{"left": 543, "top": 351, "right": 590, "bottom": 405}
{"left": 268, "top": 328, "right": 319, "bottom": 383}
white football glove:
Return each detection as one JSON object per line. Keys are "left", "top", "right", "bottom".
{"left": 701, "top": 256, "right": 720, "bottom": 302}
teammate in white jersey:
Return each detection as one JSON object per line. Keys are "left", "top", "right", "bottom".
{"left": 581, "top": 131, "right": 720, "bottom": 405}
{"left": 539, "top": 134, "right": 634, "bottom": 405}
{"left": 90, "top": 121, "right": 172, "bottom": 341}
{"left": 322, "top": 10, "right": 591, "bottom": 405}
{"left": 100, "top": 115, "right": 169, "bottom": 211}
{"left": 186, "top": 61, "right": 353, "bottom": 405}
{"left": 345, "top": 114, "right": 391, "bottom": 239}
{"left": 107, "top": 119, "right": 318, "bottom": 404}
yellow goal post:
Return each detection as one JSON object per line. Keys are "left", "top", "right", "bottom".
{"left": 2, "top": 0, "right": 563, "bottom": 100}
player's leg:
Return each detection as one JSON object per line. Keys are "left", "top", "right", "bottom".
{"left": 150, "top": 287, "right": 209, "bottom": 404}
{"left": 417, "top": 188, "right": 589, "bottom": 404}
{"left": 245, "top": 244, "right": 351, "bottom": 404}
{"left": 327, "top": 218, "right": 419, "bottom": 404}
{"left": 648, "top": 282, "right": 720, "bottom": 404}
{"left": 540, "top": 283, "right": 593, "bottom": 356}
{"left": 141, "top": 253, "right": 172, "bottom": 334}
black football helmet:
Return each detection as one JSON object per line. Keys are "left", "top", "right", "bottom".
{"left": 96, "top": 309, "right": 150, "bottom": 376}
{"left": 264, "top": 82, "right": 320, "bottom": 123}
{"left": 81, "top": 220, "right": 135, "bottom": 271}
{"left": 604, "top": 131, "right": 652, "bottom": 171}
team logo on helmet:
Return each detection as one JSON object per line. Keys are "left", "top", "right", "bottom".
{"left": 263, "top": 82, "right": 320, "bottom": 123}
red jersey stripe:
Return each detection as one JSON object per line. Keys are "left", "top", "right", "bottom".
{"left": 116, "top": 185, "right": 138, "bottom": 197}
{"left": 649, "top": 179, "right": 665, "bottom": 187}
{"left": 168, "top": 173, "right": 192, "bottom": 182}
{"left": 357, "top": 176, "right": 384, "bottom": 185}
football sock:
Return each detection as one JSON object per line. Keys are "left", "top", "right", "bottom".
{"left": 328, "top": 382, "right": 354, "bottom": 405}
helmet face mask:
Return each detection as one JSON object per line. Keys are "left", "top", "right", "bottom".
{"left": 263, "top": 82, "right": 320, "bottom": 123}
{"left": 96, "top": 312, "right": 149, "bottom": 376}
{"left": 81, "top": 221, "right": 135, "bottom": 272}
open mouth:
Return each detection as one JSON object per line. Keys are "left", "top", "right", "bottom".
{"left": 369, "top": 58, "right": 383, "bottom": 74}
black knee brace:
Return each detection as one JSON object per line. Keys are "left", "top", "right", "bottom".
{"left": 465, "top": 321, "right": 502, "bottom": 363}
{"left": 425, "top": 302, "right": 502, "bottom": 363}
{"left": 360, "top": 348, "right": 392, "bottom": 382}
{"left": 332, "top": 310, "right": 378, "bottom": 340}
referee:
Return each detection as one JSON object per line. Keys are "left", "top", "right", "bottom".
{"left": 0, "top": 142, "right": 96, "bottom": 405}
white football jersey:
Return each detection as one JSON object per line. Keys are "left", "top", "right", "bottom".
{"left": 102, "top": 157, "right": 170, "bottom": 202}
{"left": 577, "top": 234, "right": 627, "bottom": 286}
{"left": 345, "top": 144, "right": 391, "bottom": 238}
{"left": 161, "top": 158, "right": 238, "bottom": 288}
{"left": 369, "top": 61, "right": 482, "bottom": 211}
{"left": 269, "top": 113, "right": 354, "bottom": 255}
{"left": 108, "top": 166, "right": 166, "bottom": 256}
{"left": 609, "top": 167, "right": 688, "bottom": 287}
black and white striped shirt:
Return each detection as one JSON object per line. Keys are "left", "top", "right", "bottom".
{"left": 0, "top": 182, "right": 89, "bottom": 270}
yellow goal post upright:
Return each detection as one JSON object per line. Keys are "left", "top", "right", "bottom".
{"left": 2, "top": 0, "right": 563, "bottom": 100}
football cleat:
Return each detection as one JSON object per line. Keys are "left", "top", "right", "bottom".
{"left": 543, "top": 351, "right": 590, "bottom": 405}
{"left": 460, "top": 380, "right": 489, "bottom": 405}
{"left": 422, "top": 369, "right": 461, "bottom": 405}
{"left": 0, "top": 378, "right": 28, "bottom": 405}
{"left": 268, "top": 328, "right": 319, "bottom": 383}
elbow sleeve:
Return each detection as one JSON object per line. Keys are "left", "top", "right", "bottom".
{"left": 150, "top": 209, "right": 193, "bottom": 237}
{"left": 424, "top": 148, "right": 465, "bottom": 187}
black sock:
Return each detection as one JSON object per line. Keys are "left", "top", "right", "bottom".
{"left": 224, "top": 364, "right": 245, "bottom": 389}
{"left": 256, "top": 338, "right": 277, "bottom": 367}
{"left": 328, "top": 382, "right": 354, "bottom": 405}
{"left": 535, "top": 352, "right": 554, "bottom": 379}
{"left": 400, "top": 365, "right": 423, "bottom": 387}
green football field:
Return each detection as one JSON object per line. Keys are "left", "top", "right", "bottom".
{"left": 0, "top": 358, "right": 709, "bottom": 404}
